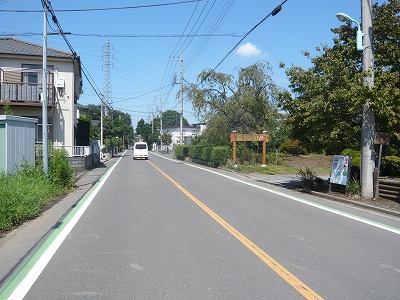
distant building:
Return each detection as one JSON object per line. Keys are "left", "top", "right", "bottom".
{"left": 161, "top": 123, "right": 206, "bottom": 145}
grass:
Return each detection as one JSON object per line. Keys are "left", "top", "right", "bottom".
{"left": 226, "top": 164, "right": 302, "bottom": 175}
{"left": 0, "top": 166, "right": 67, "bottom": 232}
{"left": 229, "top": 165, "right": 330, "bottom": 175}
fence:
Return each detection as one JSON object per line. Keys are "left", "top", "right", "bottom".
{"left": 378, "top": 179, "right": 400, "bottom": 201}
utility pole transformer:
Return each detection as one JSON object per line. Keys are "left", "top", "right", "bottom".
{"left": 361, "top": 0, "right": 375, "bottom": 199}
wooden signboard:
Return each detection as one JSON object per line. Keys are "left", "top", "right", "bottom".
{"left": 230, "top": 132, "right": 269, "bottom": 165}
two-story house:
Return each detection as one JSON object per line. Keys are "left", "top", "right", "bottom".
{"left": 0, "top": 37, "right": 82, "bottom": 157}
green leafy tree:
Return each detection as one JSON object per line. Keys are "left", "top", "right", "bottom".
{"left": 161, "top": 132, "right": 173, "bottom": 145}
{"left": 136, "top": 119, "right": 151, "bottom": 142}
{"left": 278, "top": 0, "right": 400, "bottom": 154}
{"left": 160, "top": 110, "right": 189, "bottom": 126}
{"left": 186, "top": 62, "right": 285, "bottom": 148}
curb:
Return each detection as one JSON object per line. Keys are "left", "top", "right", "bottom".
{"left": 308, "top": 190, "right": 400, "bottom": 218}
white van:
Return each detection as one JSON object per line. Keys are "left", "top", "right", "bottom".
{"left": 133, "top": 142, "right": 149, "bottom": 160}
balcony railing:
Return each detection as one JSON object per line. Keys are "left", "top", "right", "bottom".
{"left": 0, "top": 81, "right": 54, "bottom": 104}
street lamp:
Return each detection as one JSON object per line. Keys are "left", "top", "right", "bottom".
{"left": 336, "top": 7, "right": 375, "bottom": 199}
{"left": 336, "top": 13, "right": 363, "bottom": 50}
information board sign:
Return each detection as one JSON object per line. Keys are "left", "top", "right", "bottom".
{"left": 330, "top": 155, "right": 352, "bottom": 186}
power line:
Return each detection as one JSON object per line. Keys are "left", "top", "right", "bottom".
{"left": 0, "top": 0, "right": 204, "bottom": 13}
{"left": 0, "top": 32, "right": 242, "bottom": 38}
{"left": 198, "top": 0, "right": 289, "bottom": 85}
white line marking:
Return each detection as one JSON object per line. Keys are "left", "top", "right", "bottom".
{"left": 153, "top": 153, "right": 400, "bottom": 235}
{"left": 8, "top": 156, "right": 123, "bottom": 300}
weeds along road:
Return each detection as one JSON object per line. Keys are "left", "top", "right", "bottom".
{"left": 1, "top": 150, "right": 399, "bottom": 299}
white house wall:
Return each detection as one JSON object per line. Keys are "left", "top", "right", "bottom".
{"left": 0, "top": 56, "right": 77, "bottom": 156}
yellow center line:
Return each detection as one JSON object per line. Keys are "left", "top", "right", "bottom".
{"left": 148, "top": 160, "right": 323, "bottom": 300}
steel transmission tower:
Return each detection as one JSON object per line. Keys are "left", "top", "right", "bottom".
{"left": 102, "top": 39, "right": 113, "bottom": 116}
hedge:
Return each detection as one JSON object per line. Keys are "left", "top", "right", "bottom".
{"left": 175, "top": 145, "right": 229, "bottom": 167}
{"left": 210, "top": 146, "right": 230, "bottom": 167}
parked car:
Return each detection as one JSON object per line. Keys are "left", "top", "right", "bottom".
{"left": 133, "top": 142, "right": 149, "bottom": 160}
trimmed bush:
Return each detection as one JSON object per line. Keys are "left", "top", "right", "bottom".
{"left": 201, "top": 147, "right": 213, "bottom": 162}
{"left": 187, "top": 145, "right": 196, "bottom": 159}
{"left": 279, "top": 140, "right": 307, "bottom": 156}
{"left": 211, "top": 147, "right": 229, "bottom": 167}
{"left": 175, "top": 145, "right": 185, "bottom": 160}
{"left": 195, "top": 145, "right": 205, "bottom": 160}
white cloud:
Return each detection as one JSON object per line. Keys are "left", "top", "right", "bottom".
{"left": 236, "top": 42, "right": 261, "bottom": 57}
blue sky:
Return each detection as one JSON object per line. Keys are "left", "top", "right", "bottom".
{"left": 0, "top": 0, "right": 367, "bottom": 127}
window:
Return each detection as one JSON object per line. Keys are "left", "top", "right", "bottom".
{"left": 21, "top": 64, "right": 54, "bottom": 84}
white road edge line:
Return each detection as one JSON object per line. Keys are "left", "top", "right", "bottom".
{"left": 153, "top": 153, "right": 400, "bottom": 235}
{"left": 8, "top": 155, "right": 124, "bottom": 300}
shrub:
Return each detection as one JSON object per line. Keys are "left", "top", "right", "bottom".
{"left": 201, "top": 147, "right": 213, "bottom": 162}
{"left": 49, "top": 147, "right": 75, "bottom": 187}
{"left": 267, "top": 150, "right": 282, "bottom": 165}
{"left": 380, "top": 156, "right": 400, "bottom": 176}
{"left": 279, "top": 140, "right": 307, "bottom": 156}
{"left": 298, "top": 167, "right": 326, "bottom": 191}
{"left": 175, "top": 145, "right": 185, "bottom": 160}
{"left": 211, "top": 147, "right": 229, "bottom": 167}
{"left": 346, "top": 178, "right": 361, "bottom": 197}
{"left": 195, "top": 145, "right": 205, "bottom": 160}
{"left": 187, "top": 145, "right": 196, "bottom": 159}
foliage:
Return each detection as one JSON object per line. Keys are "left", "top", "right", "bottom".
{"left": 136, "top": 119, "right": 151, "bottom": 142}
{"left": 380, "top": 156, "right": 400, "bottom": 176}
{"left": 157, "top": 110, "right": 189, "bottom": 126}
{"left": 279, "top": 140, "right": 307, "bottom": 156}
{"left": 186, "top": 62, "right": 287, "bottom": 146}
{"left": 48, "top": 147, "right": 75, "bottom": 187}
{"left": 83, "top": 105, "right": 134, "bottom": 148}
{"left": 0, "top": 166, "right": 57, "bottom": 230}
{"left": 278, "top": 0, "right": 400, "bottom": 154}
{"left": 201, "top": 147, "right": 213, "bottom": 162}
{"left": 161, "top": 132, "right": 173, "bottom": 145}
{"left": 346, "top": 178, "right": 361, "bottom": 197}
{"left": 267, "top": 150, "right": 283, "bottom": 166}
{"left": 298, "top": 167, "right": 326, "bottom": 191}
{"left": 174, "top": 145, "right": 188, "bottom": 160}
{"left": 2, "top": 101, "right": 13, "bottom": 115}
{"left": 175, "top": 144, "right": 229, "bottom": 168}
{"left": 210, "top": 146, "right": 230, "bottom": 167}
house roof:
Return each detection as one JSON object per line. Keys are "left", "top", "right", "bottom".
{"left": 0, "top": 37, "right": 74, "bottom": 59}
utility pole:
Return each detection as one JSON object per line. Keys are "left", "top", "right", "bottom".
{"left": 42, "top": 0, "right": 48, "bottom": 174}
{"left": 179, "top": 53, "right": 184, "bottom": 145}
{"left": 361, "top": 0, "right": 375, "bottom": 199}
{"left": 160, "top": 97, "right": 163, "bottom": 133}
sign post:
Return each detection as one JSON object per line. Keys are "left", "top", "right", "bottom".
{"left": 374, "top": 133, "right": 390, "bottom": 199}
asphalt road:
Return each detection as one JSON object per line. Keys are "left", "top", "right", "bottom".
{"left": 1, "top": 150, "right": 399, "bottom": 299}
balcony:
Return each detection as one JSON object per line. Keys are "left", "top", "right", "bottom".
{"left": 0, "top": 81, "right": 54, "bottom": 106}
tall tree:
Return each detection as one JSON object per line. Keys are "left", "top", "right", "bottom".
{"left": 186, "top": 62, "right": 285, "bottom": 147}
{"left": 278, "top": 0, "right": 400, "bottom": 154}
{"left": 160, "top": 110, "right": 189, "bottom": 126}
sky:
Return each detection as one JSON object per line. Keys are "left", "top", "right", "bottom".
{"left": 0, "top": 0, "right": 370, "bottom": 127}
